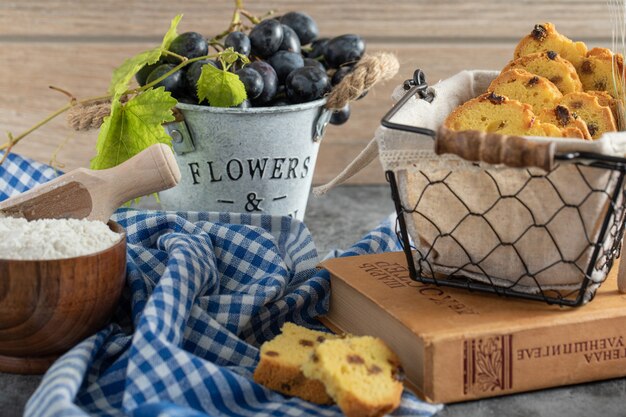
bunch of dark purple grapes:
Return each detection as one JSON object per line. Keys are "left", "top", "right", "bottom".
{"left": 135, "top": 11, "right": 365, "bottom": 125}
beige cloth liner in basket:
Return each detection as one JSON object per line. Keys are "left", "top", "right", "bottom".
{"left": 315, "top": 70, "right": 626, "bottom": 302}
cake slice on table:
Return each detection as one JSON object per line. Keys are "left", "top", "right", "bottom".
{"left": 502, "top": 51, "right": 583, "bottom": 94}
{"left": 513, "top": 22, "right": 588, "bottom": 70}
{"left": 301, "top": 335, "right": 404, "bottom": 417}
{"left": 253, "top": 322, "right": 340, "bottom": 404}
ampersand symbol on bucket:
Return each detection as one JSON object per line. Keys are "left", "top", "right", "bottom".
{"left": 245, "top": 192, "right": 263, "bottom": 212}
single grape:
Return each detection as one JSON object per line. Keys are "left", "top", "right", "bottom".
{"left": 185, "top": 60, "right": 218, "bottom": 98}
{"left": 249, "top": 19, "right": 284, "bottom": 58}
{"left": 280, "top": 12, "right": 319, "bottom": 45}
{"left": 136, "top": 60, "right": 164, "bottom": 86}
{"left": 248, "top": 61, "right": 279, "bottom": 104}
{"left": 236, "top": 67, "right": 264, "bottom": 100}
{"left": 224, "top": 31, "right": 251, "bottom": 56}
{"left": 305, "top": 37, "right": 329, "bottom": 59}
{"left": 285, "top": 66, "right": 330, "bottom": 104}
{"left": 303, "top": 58, "right": 325, "bottom": 72}
{"left": 146, "top": 64, "right": 185, "bottom": 97}
{"left": 330, "top": 104, "right": 350, "bottom": 125}
{"left": 186, "top": 60, "right": 217, "bottom": 86}
{"left": 268, "top": 51, "right": 304, "bottom": 83}
{"left": 279, "top": 24, "right": 301, "bottom": 53}
{"left": 331, "top": 65, "right": 353, "bottom": 86}
{"left": 324, "top": 34, "right": 365, "bottom": 68}
{"left": 167, "top": 32, "right": 208, "bottom": 63}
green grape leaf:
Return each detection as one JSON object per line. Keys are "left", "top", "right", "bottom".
{"left": 197, "top": 64, "right": 247, "bottom": 107}
{"left": 161, "top": 14, "right": 183, "bottom": 50}
{"left": 107, "top": 14, "right": 183, "bottom": 97}
{"left": 91, "top": 87, "right": 177, "bottom": 170}
{"left": 108, "top": 47, "right": 162, "bottom": 97}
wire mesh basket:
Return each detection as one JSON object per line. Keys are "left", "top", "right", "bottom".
{"left": 381, "top": 69, "right": 626, "bottom": 306}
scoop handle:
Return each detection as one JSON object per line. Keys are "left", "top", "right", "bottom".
{"left": 98, "top": 143, "right": 181, "bottom": 207}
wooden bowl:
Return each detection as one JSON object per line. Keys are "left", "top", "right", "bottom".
{"left": 0, "top": 221, "right": 126, "bottom": 374}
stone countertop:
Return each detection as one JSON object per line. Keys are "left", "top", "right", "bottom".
{"left": 2, "top": 185, "right": 625, "bottom": 416}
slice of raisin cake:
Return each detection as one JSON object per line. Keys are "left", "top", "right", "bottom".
{"left": 253, "top": 322, "right": 339, "bottom": 404}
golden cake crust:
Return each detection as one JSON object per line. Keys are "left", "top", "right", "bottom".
{"left": 488, "top": 68, "right": 563, "bottom": 113}
{"left": 502, "top": 51, "right": 583, "bottom": 94}
{"left": 254, "top": 357, "right": 333, "bottom": 404}
{"left": 514, "top": 22, "right": 588, "bottom": 69}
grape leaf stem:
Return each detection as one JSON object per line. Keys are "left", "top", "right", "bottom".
{"left": 161, "top": 49, "right": 188, "bottom": 62}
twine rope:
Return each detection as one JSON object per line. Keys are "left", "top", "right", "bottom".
{"left": 66, "top": 99, "right": 112, "bottom": 131}
{"left": 66, "top": 52, "right": 400, "bottom": 130}
{"left": 325, "top": 52, "right": 400, "bottom": 110}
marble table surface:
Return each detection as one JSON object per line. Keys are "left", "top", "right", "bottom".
{"left": 1, "top": 185, "right": 625, "bottom": 416}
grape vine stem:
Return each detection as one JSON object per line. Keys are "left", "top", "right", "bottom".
{"left": 210, "top": 0, "right": 269, "bottom": 42}
{"left": 0, "top": 53, "right": 225, "bottom": 155}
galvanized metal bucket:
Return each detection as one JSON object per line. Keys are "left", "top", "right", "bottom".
{"left": 159, "top": 99, "right": 331, "bottom": 220}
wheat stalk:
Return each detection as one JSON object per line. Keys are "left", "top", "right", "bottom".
{"left": 609, "top": 0, "right": 626, "bottom": 130}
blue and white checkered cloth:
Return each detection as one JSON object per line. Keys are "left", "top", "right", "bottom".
{"left": 1, "top": 153, "right": 442, "bottom": 417}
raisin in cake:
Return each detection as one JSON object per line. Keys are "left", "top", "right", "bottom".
{"left": 301, "top": 336, "right": 404, "bottom": 417}
{"left": 253, "top": 322, "right": 339, "bottom": 404}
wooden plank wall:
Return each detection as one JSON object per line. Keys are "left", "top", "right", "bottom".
{"left": 0, "top": 1, "right": 612, "bottom": 184}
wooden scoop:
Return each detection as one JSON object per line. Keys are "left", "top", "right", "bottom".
{"left": 0, "top": 143, "right": 181, "bottom": 222}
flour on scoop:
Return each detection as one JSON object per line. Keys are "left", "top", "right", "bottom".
{"left": 0, "top": 217, "right": 122, "bottom": 260}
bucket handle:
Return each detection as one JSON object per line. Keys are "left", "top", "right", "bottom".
{"left": 314, "top": 108, "right": 332, "bottom": 142}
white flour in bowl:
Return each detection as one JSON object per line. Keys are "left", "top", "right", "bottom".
{"left": 0, "top": 217, "right": 122, "bottom": 260}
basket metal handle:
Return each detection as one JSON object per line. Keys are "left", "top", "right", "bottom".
{"left": 435, "top": 126, "right": 556, "bottom": 172}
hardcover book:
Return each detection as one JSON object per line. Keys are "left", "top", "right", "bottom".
{"left": 319, "top": 251, "right": 626, "bottom": 403}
